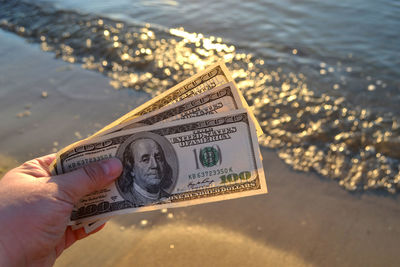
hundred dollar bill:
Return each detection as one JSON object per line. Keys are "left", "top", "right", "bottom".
{"left": 55, "top": 110, "right": 267, "bottom": 224}
{"left": 91, "top": 61, "right": 263, "bottom": 137}
{"left": 97, "top": 82, "right": 245, "bottom": 136}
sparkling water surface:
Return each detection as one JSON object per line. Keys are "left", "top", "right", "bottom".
{"left": 1, "top": 0, "right": 399, "bottom": 193}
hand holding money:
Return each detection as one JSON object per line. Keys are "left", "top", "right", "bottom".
{"left": 52, "top": 62, "right": 268, "bottom": 230}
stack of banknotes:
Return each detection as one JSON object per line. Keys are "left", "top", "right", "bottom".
{"left": 51, "top": 62, "right": 268, "bottom": 233}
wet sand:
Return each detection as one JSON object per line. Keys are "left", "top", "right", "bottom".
{"left": 1, "top": 30, "right": 400, "bottom": 267}
{"left": 0, "top": 30, "right": 150, "bottom": 162}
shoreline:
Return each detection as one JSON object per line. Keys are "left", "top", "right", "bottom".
{"left": 1, "top": 29, "right": 399, "bottom": 267}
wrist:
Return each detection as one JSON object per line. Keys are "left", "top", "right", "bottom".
{"left": 0, "top": 213, "right": 23, "bottom": 266}
{"left": 0, "top": 237, "right": 13, "bottom": 267}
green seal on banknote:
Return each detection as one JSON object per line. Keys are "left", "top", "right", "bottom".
{"left": 200, "top": 146, "right": 220, "bottom": 167}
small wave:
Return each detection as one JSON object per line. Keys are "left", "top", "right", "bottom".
{"left": 1, "top": 0, "right": 399, "bottom": 193}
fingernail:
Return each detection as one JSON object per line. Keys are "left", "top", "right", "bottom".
{"left": 101, "top": 158, "right": 122, "bottom": 177}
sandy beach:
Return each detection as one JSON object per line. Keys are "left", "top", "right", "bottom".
{"left": 1, "top": 30, "right": 400, "bottom": 267}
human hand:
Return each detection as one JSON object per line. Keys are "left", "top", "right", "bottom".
{"left": 0, "top": 154, "right": 122, "bottom": 267}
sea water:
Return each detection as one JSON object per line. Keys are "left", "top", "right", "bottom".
{"left": 1, "top": 0, "right": 399, "bottom": 193}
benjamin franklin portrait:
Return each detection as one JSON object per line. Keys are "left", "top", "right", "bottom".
{"left": 115, "top": 132, "right": 178, "bottom": 206}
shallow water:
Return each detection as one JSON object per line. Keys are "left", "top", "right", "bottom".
{"left": 0, "top": 0, "right": 399, "bottom": 193}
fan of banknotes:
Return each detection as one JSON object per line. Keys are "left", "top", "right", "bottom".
{"left": 51, "top": 62, "right": 268, "bottom": 233}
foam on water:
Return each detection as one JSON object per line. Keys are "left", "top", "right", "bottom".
{"left": 1, "top": 0, "right": 399, "bottom": 193}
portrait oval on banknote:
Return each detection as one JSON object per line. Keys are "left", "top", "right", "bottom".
{"left": 115, "top": 132, "right": 178, "bottom": 206}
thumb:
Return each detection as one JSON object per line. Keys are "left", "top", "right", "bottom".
{"left": 54, "top": 158, "right": 122, "bottom": 203}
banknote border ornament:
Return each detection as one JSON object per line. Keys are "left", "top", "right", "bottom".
{"left": 115, "top": 131, "right": 179, "bottom": 205}
{"left": 169, "top": 180, "right": 261, "bottom": 203}
{"left": 136, "top": 65, "right": 224, "bottom": 116}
